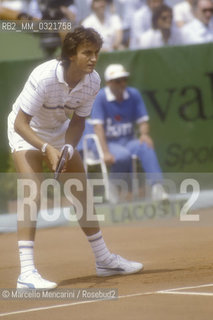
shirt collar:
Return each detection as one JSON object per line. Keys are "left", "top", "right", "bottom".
{"left": 105, "top": 86, "right": 130, "bottom": 101}
{"left": 56, "top": 61, "right": 88, "bottom": 91}
{"left": 56, "top": 61, "right": 67, "bottom": 84}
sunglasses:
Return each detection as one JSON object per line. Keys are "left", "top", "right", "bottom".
{"left": 202, "top": 8, "right": 213, "bottom": 13}
{"left": 160, "top": 14, "right": 173, "bottom": 21}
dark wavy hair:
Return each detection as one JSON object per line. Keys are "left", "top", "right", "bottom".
{"left": 60, "top": 26, "right": 103, "bottom": 68}
{"left": 152, "top": 4, "right": 173, "bottom": 29}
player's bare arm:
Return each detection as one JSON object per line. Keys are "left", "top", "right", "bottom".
{"left": 14, "top": 108, "right": 60, "bottom": 171}
{"left": 59, "top": 113, "right": 86, "bottom": 172}
{"left": 65, "top": 113, "right": 86, "bottom": 148}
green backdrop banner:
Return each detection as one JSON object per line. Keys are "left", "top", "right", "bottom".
{"left": 0, "top": 43, "right": 213, "bottom": 172}
{"left": 0, "top": 32, "right": 46, "bottom": 61}
{"left": 96, "top": 44, "right": 213, "bottom": 173}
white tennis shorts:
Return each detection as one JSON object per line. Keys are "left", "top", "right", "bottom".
{"left": 8, "top": 113, "right": 70, "bottom": 153}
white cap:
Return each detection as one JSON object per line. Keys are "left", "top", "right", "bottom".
{"left": 104, "top": 64, "right": 130, "bottom": 81}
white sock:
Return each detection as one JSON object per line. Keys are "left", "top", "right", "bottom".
{"left": 18, "top": 240, "right": 35, "bottom": 278}
{"left": 87, "top": 231, "right": 112, "bottom": 264}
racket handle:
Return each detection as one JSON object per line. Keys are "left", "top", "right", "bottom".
{"left": 54, "top": 146, "right": 69, "bottom": 180}
{"left": 61, "top": 144, "right": 74, "bottom": 160}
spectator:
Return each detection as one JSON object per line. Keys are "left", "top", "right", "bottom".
{"left": 173, "top": 0, "right": 194, "bottom": 27}
{"left": 138, "top": 4, "right": 183, "bottom": 49}
{"left": 182, "top": 0, "right": 213, "bottom": 44}
{"left": 89, "top": 64, "right": 168, "bottom": 201}
{"left": 28, "top": 0, "right": 78, "bottom": 22}
{"left": 36, "top": 0, "right": 79, "bottom": 56}
{"left": 82, "top": 0, "right": 123, "bottom": 51}
{"left": 87, "top": 0, "right": 115, "bottom": 14}
{"left": 37, "top": 0, "right": 78, "bottom": 26}
{"left": 113, "top": 0, "right": 145, "bottom": 47}
{"left": 130, "top": 0, "right": 164, "bottom": 49}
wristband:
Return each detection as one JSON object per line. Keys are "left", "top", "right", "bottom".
{"left": 41, "top": 143, "right": 48, "bottom": 154}
{"left": 61, "top": 144, "right": 74, "bottom": 160}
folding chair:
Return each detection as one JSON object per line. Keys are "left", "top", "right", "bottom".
{"left": 82, "top": 131, "right": 110, "bottom": 201}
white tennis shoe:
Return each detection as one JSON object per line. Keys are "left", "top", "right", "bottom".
{"left": 96, "top": 254, "right": 143, "bottom": 277}
{"left": 17, "top": 269, "right": 57, "bottom": 289}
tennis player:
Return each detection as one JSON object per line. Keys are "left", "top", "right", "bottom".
{"left": 7, "top": 26, "right": 143, "bottom": 289}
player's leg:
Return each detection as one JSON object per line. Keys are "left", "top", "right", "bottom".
{"left": 12, "top": 150, "right": 43, "bottom": 240}
{"left": 64, "top": 150, "right": 143, "bottom": 276}
{"left": 61, "top": 149, "right": 99, "bottom": 235}
{"left": 13, "top": 150, "right": 57, "bottom": 289}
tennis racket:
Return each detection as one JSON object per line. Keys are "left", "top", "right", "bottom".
{"left": 54, "top": 146, "right": 69, "bottom": 180}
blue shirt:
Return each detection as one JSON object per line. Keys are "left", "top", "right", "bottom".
{"left": 91, "top": 86, "right": 149, "bottom": 142}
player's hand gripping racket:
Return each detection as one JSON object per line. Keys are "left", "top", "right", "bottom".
{"left": 54, "top": 146, "right": 69, "bottom": 180}
{"left": 54, "top": 144, "right": 74, "bottom": 180}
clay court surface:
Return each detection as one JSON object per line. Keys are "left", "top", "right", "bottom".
{"left": 0, "top": 207, "right": 213, "bottom": 319}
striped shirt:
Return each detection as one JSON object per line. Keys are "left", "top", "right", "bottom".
{"left": 10, "top": 59, "right": 101, "bottom": 132}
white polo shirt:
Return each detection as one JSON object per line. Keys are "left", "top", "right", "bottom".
{"left": 8, "top": 59, "right": 100, "bottom": 151}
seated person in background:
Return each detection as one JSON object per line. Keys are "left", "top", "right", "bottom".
{"left": 88, "top": 64, "right": 168, "bottom": 201}
{"left": 36, "top": 0, "right": 79, "bottom": 56}
{"left": 82, "top": 0, "right": 123, "bottom": 51}
{"left": 182, "top": 0, "right": 213, "bottom": 44}
{"left": 86, "top": 0, "right": 118, "bottom": 15}
{"left": 113, "top": 0, "right": 145, "bottom": 47}
{"left": 37, "top": 0, "right": 78, "bottom": 25}
{"left": 138, "top": 4, "right": 183, "bottom": 49}
{"left": 173, "top": 0, "right": 194, "bottom": 28}
{"left": 28, "top": 0, "right": 79, "bottom": 23}
{"left": 129, "top": 0, "right": 164, "bottom": 49}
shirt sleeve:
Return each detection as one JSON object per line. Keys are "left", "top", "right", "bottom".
{"left": 74, "top": 91, "right": 99, "bottom": 117}
{"left": 132, "top": 88, "right": 149, "bottom": 123}
{"left": 18, "top": 71, "right": 45, "bottom": 116}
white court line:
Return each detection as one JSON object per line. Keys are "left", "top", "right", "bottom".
{"left": 158, "top": 283, "right": 213, "bottom": 293}
{"left": 1, "top": 284, "right": 213, "bottom": 318}
{"left": 158, "top": 291, "right": 213, "bottom": 297}
{"left": 0, "top": 291, "right": 156, "bottom": 318}
{"left": 157, "top": 283, "right": 213, "bottom": 298}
